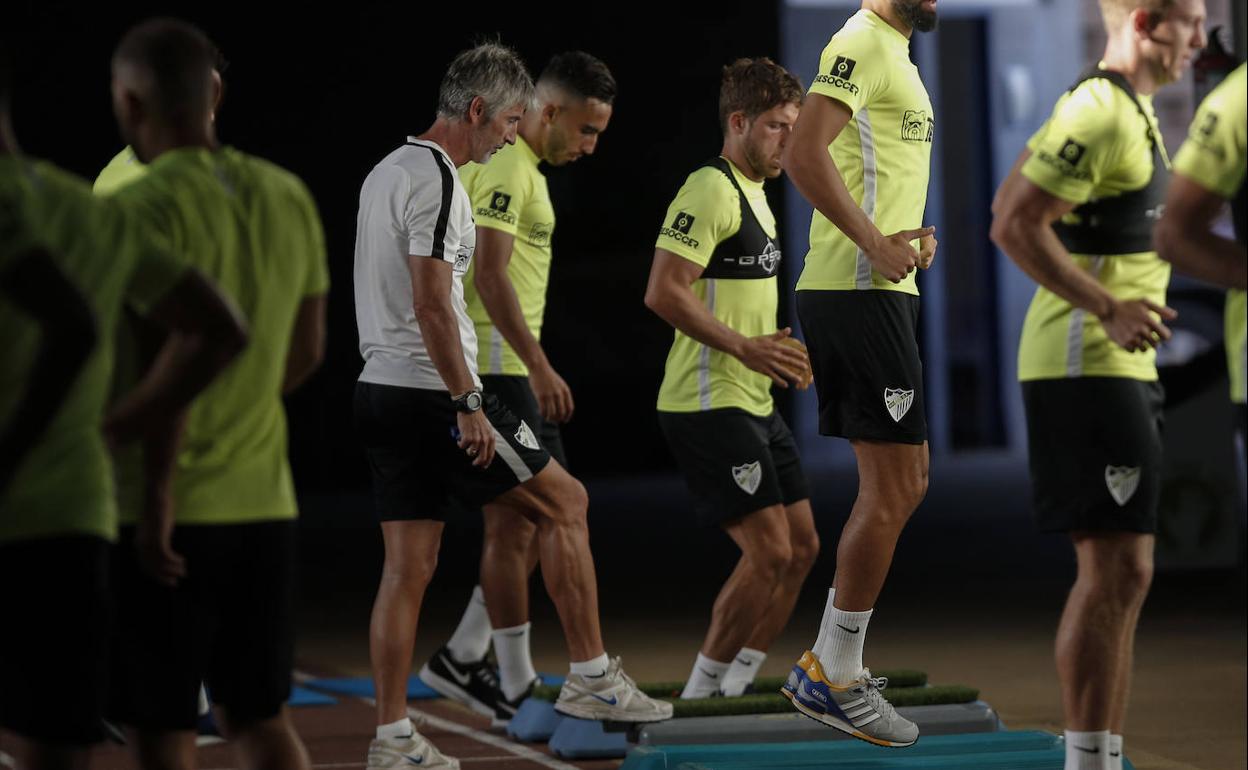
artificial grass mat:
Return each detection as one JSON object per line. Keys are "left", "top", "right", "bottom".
{"left": 531, "top": 669, "right": 926, "bottom": 703}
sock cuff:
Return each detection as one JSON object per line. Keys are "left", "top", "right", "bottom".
{"left": 734, "top": 647, "right": 767, "bottom": 663}
{"left": 570, "top": 652, "right": 610, "bottom": 676}
{"left": 1109, "top": 734, "right": 1123, "bottom": 750}
{"left": 470, "top": 585, "right": 486, "bottom": 604}
{"left": 377, "top": 717, "right": 413, "bottom": 740}
{"left": 492, "top": 621, "right": 532, "bottom": 638}
{"left": 830, "top": 606, "right": 874, "bottom": 622}
{"left": 694, "top": 652, "right": 731, "bottom": 672}
{"left": 1065, "top": 730, "right": 1110, "bottom": 741}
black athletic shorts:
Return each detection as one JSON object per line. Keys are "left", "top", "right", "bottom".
{"left": 0, "top": 536, "right": 110, "bottom": 745}
{"left": 354, "top": 381, "right": 551, "bottom": 521}
{"left": 481, "top": 374, "right": 567, "bottom": 469}
{"left": 1022, "top": 378, "right": 1165, "bottom": 533}
{"left": 108, "top": 521, "right": 296, "bottom": 730}
{"left": 797, "top": 289, "right": 927, "bottom": 444}
{"left": 658, "top": 408, "right": 810, "bottom": 526}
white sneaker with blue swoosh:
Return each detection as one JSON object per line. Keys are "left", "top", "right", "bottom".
{"left": 554, "top": 657, "right": 673, "bottom": 722}
{"left": 366, "top": 732, "right": 459, "bottom": 769}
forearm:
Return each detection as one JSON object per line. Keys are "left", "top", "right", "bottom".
{"left": 997, "top": 217, "right": 1115, "bottom": 317}
{"left": 649, "top": 286, "right": 747, "bottom": 359}
{"left": 475, "top": 273, "right": 548, "bottom": 370}
{"left": 415, "top": 302, "right": 478, "bottom": 396}
{"left": 1157, "top": 227, "right": 1248, "bottom": 291}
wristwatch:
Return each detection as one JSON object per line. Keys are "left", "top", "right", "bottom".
{"left": 451, "top": 388, "right": 483, "bottom": 413}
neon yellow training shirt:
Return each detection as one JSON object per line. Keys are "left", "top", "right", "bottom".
{"left": 656, "top": 158, "right": 781, "bottom": 417}
{"left": 111, "top": 146, "right": 330, "bottom": 526}
{"left": 1018, "top": 67, "right": 1170, "bottom": 382}
{"left": 1173, "top": 64, "right": 1246, "bottom": 404}
{"left": 460, "top": 136, "right": 555, "bottom": 377}
{"left": 0, "top": 156, "right": 186, "bottom": 544}
{"left": 797, "top": 9, "right": 934, "bottom": 296}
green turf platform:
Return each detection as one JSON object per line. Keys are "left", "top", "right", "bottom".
{"left": 530, "top": 670, "right": 927, "bottom": 703}
{"left": 621, "top": 731, "right": 1136, "bottom": 770}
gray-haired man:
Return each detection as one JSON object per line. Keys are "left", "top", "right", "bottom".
{"left": 352, "top": 43, "right": 670, "bottom": 769}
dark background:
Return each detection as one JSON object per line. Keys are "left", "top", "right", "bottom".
{"left": 12, "top": 0, "right": 790, "bottom": 492}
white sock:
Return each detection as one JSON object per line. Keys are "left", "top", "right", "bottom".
{"left": 811, "top": 587, "right": 836, "bottom": 652}
{"left": 815, "top": 605, "right": 872, "bottom": 685}
{"left": 721, "top": 647, "right": 766, "bottom": 696}
{"left": 1064, "top": 730, "right": 1110, "bottom": 770}
{"left": 445, "top": 586, "right": 492, "bottom": 663}
{"left": 197, "top": 685, "right": 210, "bottom": 716}
{"left": 681, "top": 653, "right": 730, "bottom": 699}
{"left": 1108, "top": 734, "right": 1124, "bottom": 770}
{"left": 377, "top": 717, "right": 413, "bottom": 740}
{"left": 570, "top": 653, "right": 610, "bottom": 678}
{"left": 492, "top": 622, "right": 538, "bottom": 701}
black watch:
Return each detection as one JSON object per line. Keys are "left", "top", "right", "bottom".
{"left": 451, "top": 389, "right": 483, "bottom": 413}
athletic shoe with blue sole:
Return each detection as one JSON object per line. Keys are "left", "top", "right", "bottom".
{"left": 553, "top": 656, "right": 673, "bottom": 722}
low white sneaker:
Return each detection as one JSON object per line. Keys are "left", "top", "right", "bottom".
{"left": 366, "top": 731, "right": 460, "bottom": 769}
{"left": 554, "top": 657, "right": 673, "bottom": 723}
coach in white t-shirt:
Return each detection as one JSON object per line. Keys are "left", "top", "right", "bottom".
{"left": 352, "top": 42, "right": 670, "bottom": 770}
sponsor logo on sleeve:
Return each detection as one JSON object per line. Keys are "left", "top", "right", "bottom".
{"left": 529, "top": 221, "right": 553, "bottom": 247}
{"left": 475, "top": 190, "right": 517, "bottom": 225}
{"left": 659, "top": 211, "right": 700, "bottom": 249}
{"left": 1034, "top": 137, "right": 1092, "bottom": 181}
{"left": 813, "top": 56, "right": 861, "bottom": 96}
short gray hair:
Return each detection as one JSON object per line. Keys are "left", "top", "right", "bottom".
{"left": 437, "top": 43, "right": 534, "bottom": 120}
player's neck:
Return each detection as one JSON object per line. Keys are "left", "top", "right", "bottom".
{"left": 721, "top": 142, "right": 762, "bottom": 183}
{"left": 419, "top": 118, "right": 473, "bottom": 167}
{"left": 141, "top": 123, "right": 218, "bottom": 163}
{"left": 863, "top": 0, "right": 914, "bottom": 38}
{"left": 518, "top": 116, "right": 544, "bottom": 160}
{"left": 1101, "top": 36, "right": 1161, "bottom": 96}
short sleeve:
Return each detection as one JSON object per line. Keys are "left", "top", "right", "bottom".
{"left": 807, "top": 29, "right": 886, "bottom": 115}
{"left": 1173, "top": 69, "right": 1247, "bottom": 199}
{"left": 294, "top": 183, "right": 330, "bottom": 296}
{"left": 404, "top": 153, "right": 459, "bottom": 264}
{"left": 654, "top": 168, "right": 739, "bottom": 269}
{"left": 463, "top": 153, "right": 526, "bottom": 237}
{"left": 1021, "top": 82, "right": 1123, "bottom": 205}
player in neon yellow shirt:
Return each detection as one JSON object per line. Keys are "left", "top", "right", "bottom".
{"left": 991, "top": 1, "right": 1206, "bottom": 766}
{"left": 104, "top": 19, "right": 327, "bottom": 770}
{"left": 781, "top": 0, "right": 938, "bottom": 748}
{"left": 1156, "top": 63, "right": 1246, "bottom": 440}
{"left": 0, "top": 47, "right": 244, "bottom": 769}
{"left": 645, "top": 57, "right": 816, "bottom": 701}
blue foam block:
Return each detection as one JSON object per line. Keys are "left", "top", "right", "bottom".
{"left": 302, "top": 672, "right": 564, "bottom": 701}
{"left": 622, "top": 731, "right": 1137, "bottom": 770}
{"left": 548, "top": 716, "right": 631, "bottom": 759}
{"left": 301, "top": 675, "right": 434, "bottom": 699}
{"left": 289, "top": 686, "right": 337, "bottom": 707}
{"left": 507, "top": 698, "right": 565, "bottom": 742}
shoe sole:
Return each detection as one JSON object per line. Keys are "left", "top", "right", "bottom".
{"left": 780, "top": 687, "right": 917, "bottom": 748}
{"left": 417, "top": 663, "right": 496, "bottom": 720}
{"left": 553, "top": 699, "right": 672, "bottom": 723}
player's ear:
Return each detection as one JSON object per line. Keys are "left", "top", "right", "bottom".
{"left": 729, "top": 110, "right": 748, "bottom": 135}
{"left": 468, "top": 95, "right": 487, "bottom": 125}
{"left": 210, "top": 69, "right": 223, "bottom": 118}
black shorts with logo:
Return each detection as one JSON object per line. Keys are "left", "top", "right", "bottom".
{"left": 0, "top": 536, "right": 110, "bottom": 746}
{"left": 1022, "top": 377, "right": 1164, "bottom": 533}
{"left": 797, "top": 289, "right": 927, "bottom": 444}
{"left": 481, "top": 374, "right": 567, "bottom": 469}
{"left": 109, "top": 521, "right": 296, "bottom": 730}
{"left": 354, "top": 381, "right": 551, "bottom": 521}
{"left": 658, "top": 408, "right": 810, "bottom": 526}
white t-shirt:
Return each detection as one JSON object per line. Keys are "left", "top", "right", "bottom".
{"left": 354, "top": 137, "right": 479, "bottom": 391}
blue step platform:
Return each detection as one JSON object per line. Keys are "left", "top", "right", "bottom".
{"left": 621, "top": 731, "right": 1136, "bottom": 770}
{"left": 303, "top": 672, "right": 564, "bottom": 701}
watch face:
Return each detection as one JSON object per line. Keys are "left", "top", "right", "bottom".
{"left": 466, "top": 391, "right": 483, "bottom": 411}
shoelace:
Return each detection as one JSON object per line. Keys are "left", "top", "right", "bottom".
{"left": 860, "top": 674, "right": 897, "bottom": 720}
